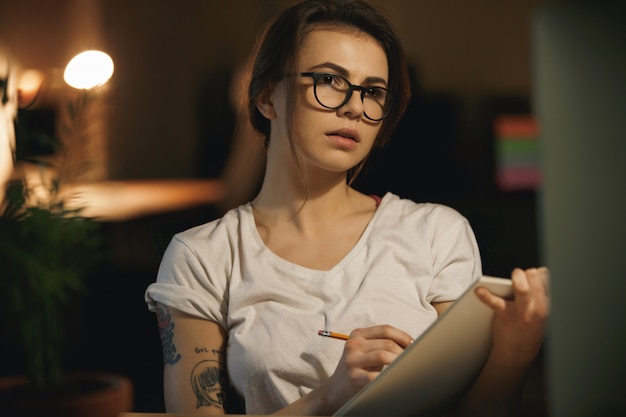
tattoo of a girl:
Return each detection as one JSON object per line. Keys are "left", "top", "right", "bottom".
{"left": 191, "top": 360, "right": 227, "bottom": 409}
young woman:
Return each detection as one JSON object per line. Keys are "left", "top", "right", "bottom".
{"left": 145, "top": 0, "right": 549, "bottom": 415}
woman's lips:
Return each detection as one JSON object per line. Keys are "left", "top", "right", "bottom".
{"left": 326, "top": 130, "right": 360, "bottom": 150}
{"left": 326, "top": 128, "right": 360, "bottom": 142}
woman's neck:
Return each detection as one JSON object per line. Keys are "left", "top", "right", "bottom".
{"left": 252, "top": 185, "right": 378, "bottom": 250}
{"left": 253, "top": 133, "right": 375, "bottom": 230}
{"left": 255, "top": 145, "right": 354, "bottom": 210}
{"left": 253, "top": 177, "right": 354, "bottom": 221}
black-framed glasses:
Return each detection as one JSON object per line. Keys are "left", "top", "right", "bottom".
{"left": 300, "top": 72, "right": 393, "bottom": 121}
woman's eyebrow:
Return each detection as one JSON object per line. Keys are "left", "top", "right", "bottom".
{"left": 307, "top": 62, "right": 388, "bottom": 86}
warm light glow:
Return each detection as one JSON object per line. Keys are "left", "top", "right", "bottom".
{"left": 17, "top": 69, "right": 44, "bottom": 106}
{"left": 63, "top": 50, "right": 114, "bottom": 89}
{"left": 18, "top": 69, "right": 44, "bottom": 93}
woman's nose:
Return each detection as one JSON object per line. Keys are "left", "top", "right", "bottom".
{"left": 337, "top": 89, "right": 364, "bottom": 119}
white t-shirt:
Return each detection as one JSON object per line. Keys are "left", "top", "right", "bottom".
{"left": 145, "top": 192, "right": 482, "bottom": 414}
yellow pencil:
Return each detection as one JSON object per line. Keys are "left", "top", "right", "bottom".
{"left": 318, "top": 329, "right": 349, "bottom": 340}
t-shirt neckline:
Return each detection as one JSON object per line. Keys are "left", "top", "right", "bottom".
{"left": 242, "top": 192, "right": 391, "bottom": 277}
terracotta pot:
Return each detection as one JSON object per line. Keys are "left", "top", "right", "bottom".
{"left": 0, "top": 372, "right": 133, "bottom": 417}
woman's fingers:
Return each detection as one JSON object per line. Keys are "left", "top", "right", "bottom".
{"left": 345, "top": 338, "right": 404, "bottom": 366}
{"left": 339, "top": 325, "right": 413, "bottom": 384}
{"left": 527, "top": 267, "right": 550, "bottom": 319}
{"left": 349, "top": 325, "right": 414, "bottom": 348}
{"left": 511, "top": 268, "right": 550, "bottom": 321}
{"left": 512, "top": 267, "right": 531, "bottom": 294}
{"left": 475, "top": 285, "right": 507, "bottom": 312}
{"left": 476, "top": 268, "right": 550, "bottom": 318}
{"left": 531, "top": 266, "right": 551, "bottom": 297}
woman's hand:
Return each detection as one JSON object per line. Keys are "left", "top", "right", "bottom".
{"left": 298, "top": 325, "right": 412, "bottom": 415}
{"left": 453, "top": 268, "right": 550, "bottom": 417}
{"left": 476, "top": 267, "right": 550, "bottom": 368}
{"left": 336, "top": 325, "right": 413, "bottom": 387}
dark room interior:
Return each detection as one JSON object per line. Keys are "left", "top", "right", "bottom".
{"left": 0, "top": 0, "right": 546, "bottom": 413}
{"left": 2, "top": 1, "right": 624, "bottom": 416}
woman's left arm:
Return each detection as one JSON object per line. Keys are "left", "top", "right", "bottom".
{"left": 452, "top": 267, "right": 550, "bottom": 417}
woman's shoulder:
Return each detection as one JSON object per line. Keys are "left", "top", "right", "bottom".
{"left": 374, "top": 193, "right": 477, "bottom": 254}
{"left": 380, "top": 192, "right": 467, "bottom": 222}
{"left": 374, "top": 192, "right": 473, "bottom": 242}
{"left": 172, "top": 204, "right": 251, "bottom": 249}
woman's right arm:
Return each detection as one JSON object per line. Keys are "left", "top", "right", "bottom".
{"left": 156, "top": 302, "right": 228, "bottom": 415}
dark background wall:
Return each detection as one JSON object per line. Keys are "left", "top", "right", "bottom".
{"left": 0, "top": 0, "right": 546, "bottom": 412}
{"left": 0, "top": 0, "right": 543, "bottom": 178}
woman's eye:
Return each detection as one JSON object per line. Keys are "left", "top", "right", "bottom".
{"left": 320, "top": 75, "right": 336, "bottom": 85}
{"left": 320, "top": 74, "right": 348, "bottom": 89}
{"left": 366, "top": 87, "right": 380, "bottom": 97}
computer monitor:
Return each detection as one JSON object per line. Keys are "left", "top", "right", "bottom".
{"left": 532, "top": 2, "right": 626, "bottom": 415}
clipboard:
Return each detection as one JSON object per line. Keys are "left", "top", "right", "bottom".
{"left": 334, "top": 275, "right": 513, "bottom": 417}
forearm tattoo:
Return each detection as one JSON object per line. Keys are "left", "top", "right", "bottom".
{"left": 191, "top": 359, "right": 227, "bottom": 410}
{"left": 156, "top": 303, "right": 182, "bottom": 365}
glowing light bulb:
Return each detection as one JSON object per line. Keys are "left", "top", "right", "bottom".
{"left": 63, "top": 50, "right": 114, "bottom": 89}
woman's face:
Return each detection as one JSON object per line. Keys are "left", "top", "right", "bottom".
{"left": 269, "top": 27, "right": 389, "bottom": 177}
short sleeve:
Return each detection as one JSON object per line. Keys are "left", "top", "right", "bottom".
{"left": 145, "top": 234, "right": 229, "bottom": 329}
{"left": 427, "top": 205, "right": 482, "bottom": 303}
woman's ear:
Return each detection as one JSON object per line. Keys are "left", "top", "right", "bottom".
{"left": 255, "top": 85, "right": 278, "bottom": 120}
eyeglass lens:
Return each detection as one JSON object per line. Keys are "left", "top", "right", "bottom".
{"left": 310, "top": 73, "right": 392, "bottom": 121}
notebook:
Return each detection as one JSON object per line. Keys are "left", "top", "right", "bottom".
{"left": 334, "top": 275, "right": 513, "bottom": 417}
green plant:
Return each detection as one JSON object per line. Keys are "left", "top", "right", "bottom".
{"left": 0, "top": 178, "right": 103, "bottom": 390}
{"left": 0, "top": 88, "right": 104, "bottom": 391}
